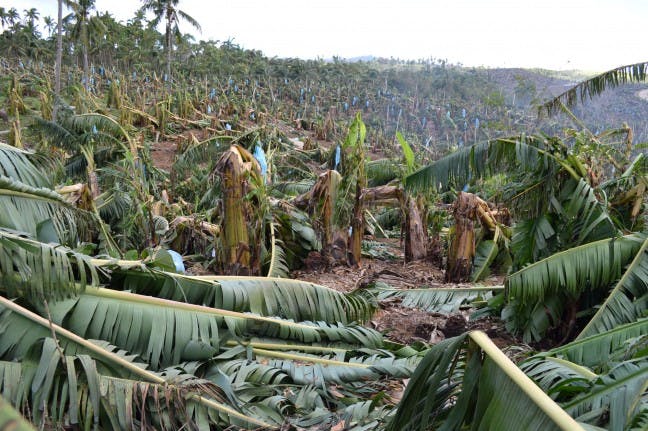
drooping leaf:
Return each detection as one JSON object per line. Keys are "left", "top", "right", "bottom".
{"left": 111, "top": 266, "right": 374, "bottom": 324}
{"left": 471, "top": 240, "right": 499, "bottom": 282}
{"left": 0, "top": 296, "right": 274, "bottom": 429}
{"left": 47, "top": 287, "right": 382, "bottom": 370}
{"left": 533, "top": 319, "right": 648, "bottom": 368}
{"left": 562, "top": 360, "right": 648, "bottom": 431}
{"left": 370, "top": 282, "right": 503, "bottom": 314}
{"left": 541, "top": 62, "right": 648, "bottom": 116}
{"left": 578, "top": 235, "right": 648, "bottom": 339}
{"left": 506, "top": 233, "right": 645, "bottom": 304}
{"left": 0, "top": 229, "right": 99, "bottom": 301}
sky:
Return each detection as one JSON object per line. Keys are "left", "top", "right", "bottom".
{"left": 7, "top": 0, "right": 648, "bottom": 72}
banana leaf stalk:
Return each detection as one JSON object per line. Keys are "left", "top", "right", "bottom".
{"left": 386, "top": 330, "right": 584, "bottom": 431}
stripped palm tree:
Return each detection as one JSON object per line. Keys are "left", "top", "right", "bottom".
{"left": 64, "top": 0, "right": 106, "bottom": 92}
{"left": 139, "top": 0, "right": 201, "bottom": 82}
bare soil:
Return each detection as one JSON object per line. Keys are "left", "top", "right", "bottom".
{"left": 292, "top": 236, "right": 517, "bottom": 349}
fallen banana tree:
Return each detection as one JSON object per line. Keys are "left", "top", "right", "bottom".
{"left": 386, "top": 331, "right": 585, "bottom": 431}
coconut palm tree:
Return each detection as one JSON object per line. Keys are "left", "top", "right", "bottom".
{"left": 22, "top": 8, "right": 39, "bottom": 29}
{"left": 0, "top": 8, "right": 7, "bottom": 30}
{"left": 53, "top": 0, "right": 63, "bottom": 121}
{"left": 42, "top": 15, "right": 55, "bottom": 38}
{"left": 64, "top": 0, "right": 106, "bottom": 91}
{"left": 139, "top": 0, "right": 201, "bottom": 82}
{"left": 3, "top": 8, "right": 19, "bottom": 29}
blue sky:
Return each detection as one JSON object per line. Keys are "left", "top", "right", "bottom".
{"left": 8, "top": 0, "right": 648, "bottom": 71}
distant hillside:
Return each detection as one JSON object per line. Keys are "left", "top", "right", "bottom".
{"left": 485, "top": 68, "right": 648, "bottom": 142}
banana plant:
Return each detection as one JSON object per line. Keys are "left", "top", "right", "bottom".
{"left": 405, "top": 131, "right": 645, "bottom": 341}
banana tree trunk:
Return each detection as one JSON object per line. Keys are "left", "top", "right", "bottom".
{"left": 216, "top": 145, "right": 261, "bottom": 275}
{"left": 349, "top": 182, "right": 364, "bottom": 267}
{"left": 405, "top": 195, "right": 428, "bottom": 262}
{"left": 294, "top": 170, "right": 342, "bottom": 251}
{"left": 348, "top": 152, "right": 367, "bottom": 267}
{"left": 446, "top": 192, "right": 477, "bottom": 282}
{"left": 9, "top": 114, "right": 21, "bottom": 148}
{"left": 446, "top": 192, "right": 500, "bottom": 282}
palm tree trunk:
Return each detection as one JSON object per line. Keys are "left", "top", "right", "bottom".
{"left": 82, "top": 26, "right": 89, "bottom": 92}
{"left": 53, "top": 0, "right": 63, "bottom": 121}
{"left": 166, "top": 19, "right": 172, "bottom": 83}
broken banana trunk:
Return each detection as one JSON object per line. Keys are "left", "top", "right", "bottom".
{"left": 446, "top": 192, "right": 498, "bottom": 282}
{"left": 215, "top": 145, "right": 261, "bottom": 275}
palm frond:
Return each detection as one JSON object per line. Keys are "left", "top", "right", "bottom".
{"left": 177, "top": 9, "right": 202, "bottom": 31}
{"left": 506, "top": 233, "right": 645, "bottom": 304}
{"left": 541, "top": 62, "right": 648, "bottom": 116}
{"left": 578, "top": 235, "right": 648, "bottom": 339}
{"left": 371, "top": 282, "right": 503, "bottom": 314}
{"left": 31, "top": 117, "right": 77, "bottom": 152}
{"left": 68, "top": 113, "right": 132, "bottom": 151}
